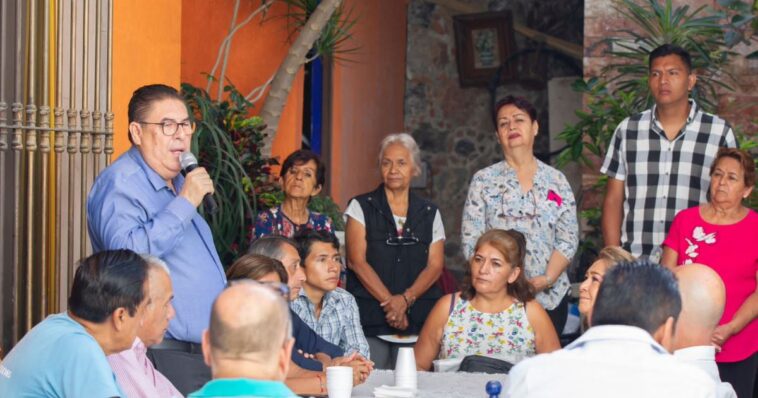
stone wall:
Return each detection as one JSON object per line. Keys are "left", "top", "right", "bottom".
{"left": 404, "top": 0, "right": 584, "bottom": 270}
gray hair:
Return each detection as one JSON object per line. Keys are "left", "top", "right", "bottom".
{"left": 248, "top": 236, "right": 297, "bottom": 262}
{"left": 378, "top": 133, "right": 422, "bottom": 175}
{"left": 141, "top": 254, "right": 170, "bottom": 276}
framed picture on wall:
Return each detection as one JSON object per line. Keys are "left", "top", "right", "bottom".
{"left": 453, "top": 11, "right": 516, "bottom": 87}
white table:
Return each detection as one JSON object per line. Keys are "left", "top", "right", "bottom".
{"left": 351, "top": 369, "right": 507, "bottom": 398}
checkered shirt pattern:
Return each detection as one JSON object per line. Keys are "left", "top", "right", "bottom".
{"left": 600, "top": 100, "right": 737, "bottom": 259}
{"left": 291, "top": 287, "right": 370, "bottom": 358}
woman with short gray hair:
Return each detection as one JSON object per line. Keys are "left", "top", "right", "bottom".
{"left": 344, "top": 133, "right": 446, "bottom": 369}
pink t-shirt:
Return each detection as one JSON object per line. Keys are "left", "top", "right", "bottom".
{"left": 663, "top": 206, "right": 758, "bottom": 362}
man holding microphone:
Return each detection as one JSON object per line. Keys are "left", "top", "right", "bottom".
{"left": 88, "top": 84, "right": 226, "bottom": 395}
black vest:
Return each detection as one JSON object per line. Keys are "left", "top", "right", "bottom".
{"left": 347, "top": 185, "right": 443, "bottom": 336}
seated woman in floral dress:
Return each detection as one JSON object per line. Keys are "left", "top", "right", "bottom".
{"left": 414, "top": 229, "right": 560, "bottom": 372}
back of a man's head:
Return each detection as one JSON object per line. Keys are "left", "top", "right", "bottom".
{"left": 68, "top": 249, "right": 149, "bottom": 323}
{"left": 673, "top": 264, "right": 725, "bottom": 349}
{"left": 591, "top": 259, "right": 681, "bottom": 336}
{"left": 204, "top": 281, "right": 293, "bottom": 380}
{"left": 248, "top": 235, "right": 297, "bottom": 261}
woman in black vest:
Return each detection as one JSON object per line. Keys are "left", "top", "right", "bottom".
{"left": 345, "top": 133, "right": 445, "bottom": 369}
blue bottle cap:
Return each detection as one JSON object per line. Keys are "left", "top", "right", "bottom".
{"left": 486, "top": 380, "right": 502, "bottom": 396}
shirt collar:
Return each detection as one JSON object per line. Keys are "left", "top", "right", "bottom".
{"left": 500, "top": 159, "right": 548, "bottom": 190}
{"left": 651, "top": 98, "right": 699, "bottom": 126}
{"left": 127, "top": 146, "right": 183, "bottom": 192}
{"left": 297, "top": 287, "right": 333, "bottom": 308}
{"left": 567, "top": 325, "right": 668, "bottom": 354}
{"left": 673, "top": 345, "right": 715, "bottom": 361}
{"left": 194, "top": 378, "right": 296, "bottom": 397}
{"left": 132, "top": 337, "right": 147, "bottom": 357}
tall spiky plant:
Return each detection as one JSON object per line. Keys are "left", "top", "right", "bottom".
{"left": 604, "top": 0, "right": 735, "bottom": 112}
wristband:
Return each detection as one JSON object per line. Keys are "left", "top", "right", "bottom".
{"left": 316, "top": 373, "right": 325, "bottom": 394}
{"left": 545, "top": 274, "right": 554, "bottom": 289}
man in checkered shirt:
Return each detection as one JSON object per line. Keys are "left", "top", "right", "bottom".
{"left": 601, "top": 44, "right": 737, "bottom": 260}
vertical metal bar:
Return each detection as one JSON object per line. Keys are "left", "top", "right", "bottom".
{"left": 67, "top": 0, "right": 78, "bottom": 289}
{"left": 104, "top": 0, "right": 113, "bottom": 164}
{"left": 39, "top": 0, "right": 52, "bottom": 320}
{"left": 25, "top": 0, "right": 39, "bottom": 332}
{"left": 79, "top": 0, "right": 90, "bottom": 258}
{"left": 53, "top": 0, "right": 64, "bottom": 313}
{"left": 12, "top": 0, "right": 25, "bottom": 343}
{"left": 92, "top": 0, "right": 102, "bottom": 172}
{"left": 0, "top": 0, "right": 9, "bottom": 352}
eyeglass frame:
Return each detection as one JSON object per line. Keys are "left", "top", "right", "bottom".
{"left": 386, "top": 233, "right": 421, "bottom": 246}
{"left": 138, "top": 119, "right": 195, "bottom": 137}
{"left": 501, "top": 188, "right": 538, "bottom": 221}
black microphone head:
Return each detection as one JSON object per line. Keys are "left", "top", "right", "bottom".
{"left": 179, "top": 151, "right": 198, "bottom": 170}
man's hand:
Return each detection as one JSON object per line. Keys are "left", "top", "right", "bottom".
{"left": 179, "top": 167, "right": 215, "bottom": 208}
{"left": 331, "top": 353, "right": 374, "bottom": 385}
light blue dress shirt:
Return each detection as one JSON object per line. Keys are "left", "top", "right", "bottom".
{"left": 87, "top": 147, "right": 226, "bottom": 343}
{"left": 0, "top": 313, "right": 124, "bottom": 397}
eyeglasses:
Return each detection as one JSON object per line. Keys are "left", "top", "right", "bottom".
{"left": 501, "top": 189, "right": 538, "bottom": 220}
{"left": 138, "top": 120, "right": 195, "bottom": 137}
{"left": 386, "top": 234, "right": 420, "bottom": 246}
{"left": 227, "top": 279, "right": 290, "bottom": 299}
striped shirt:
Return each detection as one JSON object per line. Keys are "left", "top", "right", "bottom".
{"left": 291, "top": 287, "right": 371, "bottom": 358}
{"left": 107, "top": 338, "right": 183, "bottom": 398}
{"left": 600, "top": 100, "right": 737, "bottom": 259}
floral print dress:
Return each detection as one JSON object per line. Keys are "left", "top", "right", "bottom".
{"left": 440, "top": 295, "right": 536, "bottom": 365}
{"left": 461, "top": 160, "right": 578, "bottom": 310}
{"left": 253, "top": 205, "right": 333, "bottom": 238}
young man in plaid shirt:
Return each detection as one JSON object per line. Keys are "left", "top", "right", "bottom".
{"left": 601, "top": 44, "right": 737, "bottom": 260}
{"left": 291, "top": 229, "right": 371, "bottom": 358}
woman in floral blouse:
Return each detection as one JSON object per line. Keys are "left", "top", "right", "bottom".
{"left": 461, "top": 96, "right": 578, "bottom": 334}
{"left": 414, "top": 229, "right": 560, "bottom": 371}
{"left": 254, "top": 150, "right": 333, "bottom": 239}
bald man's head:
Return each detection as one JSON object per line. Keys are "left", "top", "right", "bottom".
{"left": 204, "top": 282, "right": 292, "bottom": 374}
{"left": 674, "top": 264, "right": 725, "bottom": 349}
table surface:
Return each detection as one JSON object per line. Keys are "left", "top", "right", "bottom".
{"left": 350, "top": 369, "right": 507, "bottom": 398}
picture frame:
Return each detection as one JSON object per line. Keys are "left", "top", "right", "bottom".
{"left": 453, "top": 11, "right": 517, "bottom": 87}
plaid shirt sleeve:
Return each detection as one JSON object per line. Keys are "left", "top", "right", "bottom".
{"left": 601, "top": 120, "right": 628, "bottom": 181}
{"left": 342, "top": 293, "right": 371, "bottom": 359}
{"left": 722, "top": 125, "right": 738, "bottom": 148}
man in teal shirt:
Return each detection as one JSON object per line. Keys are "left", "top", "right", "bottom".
{"left": 0, "top": 250, "right": 149, "bottom": 397}
{"left": 190, "top": 281, "right": 299, "bottom": 397}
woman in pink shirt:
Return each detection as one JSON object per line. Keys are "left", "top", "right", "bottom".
{"left": 662, "top": 148, "right": 757, "bottom": 398}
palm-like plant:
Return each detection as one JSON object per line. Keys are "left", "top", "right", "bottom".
{"left": 182, "top": 83, "right": 268, "bottom": 265}
{"left": 604, "top": 0, "right": 735, "bottom": 112}
{"left": 281, "top": 0, "right": 359, "bottom": 63}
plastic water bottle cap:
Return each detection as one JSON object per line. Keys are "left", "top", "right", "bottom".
{"left": 486, "top": 380, "right": 502, "bottom": 396}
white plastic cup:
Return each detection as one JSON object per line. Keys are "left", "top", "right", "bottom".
{"left": 326, "top": 366, "right": 353, "bottom": 398}
{"left": 394, "top": 347, "right": 417, "bottom": 389}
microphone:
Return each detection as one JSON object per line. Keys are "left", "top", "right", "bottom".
{"left": 179, "top": 151, "right": 218, "bottom": 214}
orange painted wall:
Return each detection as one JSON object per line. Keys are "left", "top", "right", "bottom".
{"left": 331, "top": 0, "right": 409, "bottom": 206}
{"left": 180, "top": 0, "right": 304, "bottom": 166}
{"left": 112, "top": 0, "right": 183, "bottom": 158}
